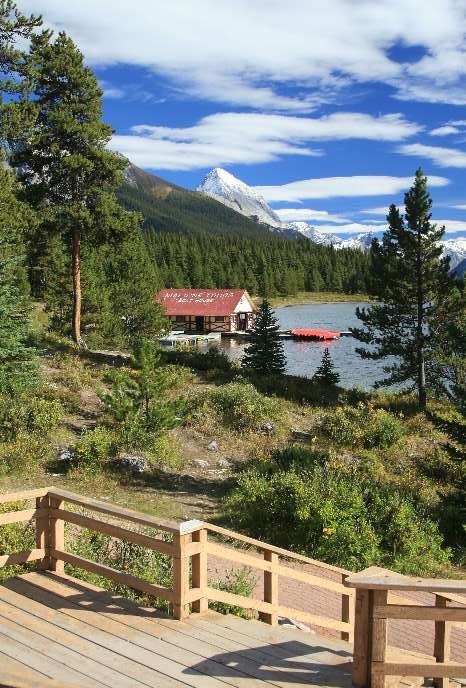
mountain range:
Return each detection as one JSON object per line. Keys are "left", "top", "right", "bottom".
{"left": 119, "top": 163, "right": 466, "bottom": 271}
{"left": 197, "top": 167, "right": 466, "bottom": 269}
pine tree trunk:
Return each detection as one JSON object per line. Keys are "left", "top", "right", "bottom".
{"left": 416, "top": 225, "right": 427, "bottom": 409}
{"left": 71, "top": 226, "right": 83, "bottom": 346}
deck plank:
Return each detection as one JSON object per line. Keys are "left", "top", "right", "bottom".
{"left": 16, "top": 573, "right": 315, "bottom": 688}
{"left": 0, "top": 583, "right": 185, "bottom": 688}
{"left": 0, "top": 633, "right": 104, "bottom": 687}
{"left": 0, "top": 600, "right": 149, "bottom": 688}
{"left": 6, "top": 575, "right": 247, "bottom": 688}
{"left": 0, "top": 572, "right": 354, "bottom": 688}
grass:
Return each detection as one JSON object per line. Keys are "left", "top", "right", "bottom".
{"left": 256, "top": 291, "right": 371, "bottom": 308}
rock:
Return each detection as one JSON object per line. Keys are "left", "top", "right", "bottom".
{"left": 278, "top": 618, "right": 313, "bottom": 633}
{"left": 207, "top": 441, "right": 219, "bottom": 451}
{"left": 193, "top": 459, "right": 209, "bottom": 468}
{"left": 291, "top": 429, "right": 312, "bottom": 441}
{"left": 116, "top": 453, "right": 149, "bottom": 474}
{"left": 57, "top": 447, "right": 73, "bottom": 462}
{"left": 260, "top": 422, "right": 275, "bottom": 435}
{"left": 340, "top": 452, "right": 359, "bottom": 465}
{"left": 217, "top": 458, "right": 231, "bottom": 469}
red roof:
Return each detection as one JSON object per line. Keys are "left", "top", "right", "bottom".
{"left": 156, "top": 289, "right": 252, "bottom": 316}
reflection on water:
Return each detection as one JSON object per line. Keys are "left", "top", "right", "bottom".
{"left": 216, "top": 302, "right": 394, "bottom": 390}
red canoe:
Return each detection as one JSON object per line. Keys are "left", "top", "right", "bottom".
{"left": 291, "top": 328, "right": 341, "bottom": 340}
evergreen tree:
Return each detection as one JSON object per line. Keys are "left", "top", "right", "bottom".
{"left": 0, "top": 163, "right": 37, "bottom": 393}
{"left": 11, "top": 31, "right": 139, "bottom": 345}
{"left": 312, "top": 348, "right": 340, "bottom": 386}
{"left": 242, "top": 298, "right": 286, "bottom": 375}
{"left": 352, "top": 170, "right": 456, "bottom": 408}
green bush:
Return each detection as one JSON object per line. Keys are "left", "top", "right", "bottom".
{"left": 0, "top": 394, "right": 64, "bottom": 441}
{"left": 225, "top": 452, "right": 451, "bottom": 575}
{"left": 209, "top": 381, "right": 284, "bottom": 431}
{"left": 0, "top": 433, "right": 51, "bottom": 476}
{"left": 72, "top": 426, "right": 117, "bottom": 469}
{"left": 321, "top": 404, "right": 403, "bottom": 449}
{"left": 145, "top": 434, "right": 183, "bottom": 470}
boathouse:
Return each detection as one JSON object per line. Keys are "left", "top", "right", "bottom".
{"left": 156, "top": 288, "right": 256, "bottom": 333}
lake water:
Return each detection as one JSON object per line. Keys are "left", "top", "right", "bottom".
{"left": 218, "top": 302, "right": 389, "bottom": 390}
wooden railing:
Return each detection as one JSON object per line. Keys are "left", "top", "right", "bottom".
{"left": 0, "top": 487, "right": 353, "bottom": 637}
{"left": 346, "top": 566, "right": 466, "bottom": 688}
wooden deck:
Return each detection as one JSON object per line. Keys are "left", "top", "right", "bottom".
{"left": 0, "top": 571, "right": 354, "bottom": 688}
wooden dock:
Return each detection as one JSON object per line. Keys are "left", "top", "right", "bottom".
{"left": 0, "top": 487, "right": 465, "bottom": 688}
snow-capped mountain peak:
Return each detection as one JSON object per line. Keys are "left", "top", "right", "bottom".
{"left": 197, "top": 168, "right": 282, "bottom": 227}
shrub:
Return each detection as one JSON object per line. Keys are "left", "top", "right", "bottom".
{"left": 321, "top": 404, "right": 403, "bottom": 449}
{"left": 0, "top": 394, "right": 64, "bottom": 441}
{"left": 209, "top": 381, "right": 284, "bottom": 432}
{"left": 225, "top": 461, "right": 451, "bottom": 575}
{"left": 209, "top": 567, "right": 257, "bottom": 619}
{"left": 0, "top": 433, "right": 51, "bottom": 476}
{"left": 48, "top": 352, "right": 98, "bottom": 391}
{"left": 72, "top": 426, "right": 117, "bottom": 470}
{"left": 145, "top": 434, "right": 183, "bottom": 471}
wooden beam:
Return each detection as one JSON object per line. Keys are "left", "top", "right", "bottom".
{"left": 352, "top": 588, "right": 371, "bottom": 688}
{"left": 434, "top": 594, "right": 451, "bottom": 688}
{"left": 375, "top": 663, "right": 466, "bottom": 678}
{"left": 260, "top": 550, "right": 278, "bottom": 626}
{"left": 205, "top": 523, "right": 352, "bottom": 575}
{"left": 341, "top": 572, "right": 352, "bottom": 641}
{"left": 205, "top": 586, "right": 352, "bottom": 633}
{"left": 47, "top": 488, "right": 180, "bottom": 534}
{"left": 35, "top": 495, "right": 50, "bottom": 570}
{"left": 191, "top": 528, "right": 207, "bottom": 614}
{"left": 374, "top": 605, "right": 466, "bottom": 621}
{"left": 0, "top": 549, "right": 45, "bottom": 568}
{"left": 50, "top": 549, "right": 175, "bottom": 602}
{"left": 50, "top": 508, "right": 175, "bottom": 555}
{"left": 345, "top": 573, "right": 466, "bottom": 594}
{"left": 48, "top": 497, "right": 64, "bottom": 574}
{"left": 0, "top": 508, "right": 45, "bottom": 526}
{"left": 371, "top": 590, "right": 388, "bottom": 688}
{"left": 205, "top": 540, "right": 352, "bottom": 594}
{"left": 172, "top": 532, "right": 190, "bottom": 619}
{"left": 0, "top": 487, "right": 50, "bottom": 504}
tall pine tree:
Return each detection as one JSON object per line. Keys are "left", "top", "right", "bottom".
{"left": 312, "top": 348, "right": 340, "bottom": 386}
{"left": 11, "top": 31, "right": 139, "bottom": 345}
{"left": 0, "top": 163, "right": 37, "bottom": 393}
{"left": 242, "top": 298, "right": 286, "bottom": 375}
{"left": 352, "top": 170, "right": 456, "bottom": 408}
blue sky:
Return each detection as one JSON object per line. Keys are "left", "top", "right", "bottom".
{"left": 23, "top": 0, "right": 466, "bottom": 237}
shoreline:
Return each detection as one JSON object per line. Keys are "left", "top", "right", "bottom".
{"left": 254, "top": 292, "right": 371, "bottom": 308}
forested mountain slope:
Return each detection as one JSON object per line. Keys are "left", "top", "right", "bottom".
{"left": 118, "top": 163, "right": 275, "bottom": 239}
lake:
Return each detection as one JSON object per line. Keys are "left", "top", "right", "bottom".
{"left": 218, "top": 302, "right": 390, "bottom": 390}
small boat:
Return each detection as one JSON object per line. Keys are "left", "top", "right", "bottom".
{"left": 291, "top": 328, "right": 341, "bottom": 341}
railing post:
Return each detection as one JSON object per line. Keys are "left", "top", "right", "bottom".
{"left": 48, "top": 496, "right": 64, "bottom": 574}
{"left": 371, "top": 589, "right": 388, "bottom": 688}
{"left": 260, "top": 549, "right": 278, "bottom": 626}
{"left": 191, "top": 526, "right": 208, "bottom": 614}
{"left": 35, "top": 495, "right": 50, "bottom": 570}
{"left": 341, "top": 573, "right": 351, "bottom": 641}
{"left": 434, "top": 594, "right": 450, "bottom": 688}
{"left": 172, "top": 530, "right": 190, "bottom": 620}
{"left": 352, "top": 586, "right": 372, "bottom": 687}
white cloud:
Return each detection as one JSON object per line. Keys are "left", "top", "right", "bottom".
{"left": 359, "top": 206, "right": 391, "bottom": 215}
{"left": 398, "top": 143, "right": 466, "bottom": 168}
{"left": 21, "top": 0, "right": 466, "bottom": 109}
{"left": 255, "top": 174, "right": 449, "bottom": 202}
{"left": 434, "top": 219, "right": 466, "bottom": 233}
{"left": 429, "top": 125, "right": 460, "bottom": 136}
{"left": 110, "top": 111, "right": 420, "bottom": 170}
{"left": 274, "top": 208, "right": 349, "bottom": 223}
{"left": 450, "top": 204, "right": 466, "bottom": 209}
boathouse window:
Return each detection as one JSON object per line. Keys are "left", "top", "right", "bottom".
{"left": 175, "top": 316, "right": 185, "bottom": 322}
{"left": 214, "top": 316, "right": 224, "bottom": 322}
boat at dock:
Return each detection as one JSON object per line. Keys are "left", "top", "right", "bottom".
{"left": 291, "top": 328, "right": 341, "bottom": 341}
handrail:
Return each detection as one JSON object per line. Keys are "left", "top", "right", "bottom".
{"left": 346, "top": 566, "right": 466, "bottom": 688}
{"left": 0, "top": 487, "right": 354, "bottom": 636}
